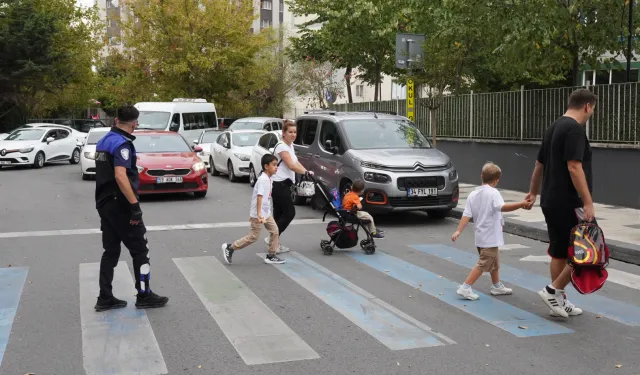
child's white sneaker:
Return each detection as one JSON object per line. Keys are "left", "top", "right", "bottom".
{"left": 456, "top": 285, "right": 479, "bottom": 300}
{"left": 490, "top": 282, "right": 513, "bottom": 295}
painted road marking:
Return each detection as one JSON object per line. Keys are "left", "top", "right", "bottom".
{"left": 0, "top": 219, "right": 323, "bottom": 239}
{"left": 173, "top": 256, "right": 319, "bottom": 365}
{"left": 261, "top": 252, "right": 454, "bottom": 350}
{"left": 79, "top": 262, "right": 167, "bottom": 375}
{"left": 519, "top": 255, "right": 640, "bottom": 291}
{"left": 348, "top": 252, "right": 572, "bottom": 338}
{"left": 413, "top": 244, "right": 640, "bottom": 326}
{"left": 499, "top": 244, "right": 530, "bottom": 251}
{"left": 0, "top": 267, "right": 28, "bottom": 366}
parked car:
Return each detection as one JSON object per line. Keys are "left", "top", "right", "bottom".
{"left": 0, "top": 126, "right": 81, "bottom": 168}
{"left": 248, "top": 130, "right": 282, "bottom": 186}
{"left": 291, "top": 110, "right": 459, "bottom": 217}
{"left": 133, "top": 130, "right": 208, "bottom": 197}
{"left": 217, "top": 117, "right": 238, "bottom": 129}
{"left": 192, "top": 128, "right": 222, "bottom": 172}
{"left": 26, "top": 123, "right": 88, "bottom": 144}
{"left": 80, "top": 127, "right": 111, "bottom": 180}
{"left": 228, "top": 117, "right": 283, "bottom": 131}
{"left": 0, "top": 133, "right": 7, "bottom": 140}
{"left": 210, "top": 129, "right": 264, "bottom": 182}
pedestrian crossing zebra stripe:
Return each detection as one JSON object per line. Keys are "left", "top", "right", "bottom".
{"left": 347, "top": 252, "right": 574, "bottom": 337}
{"left": 259, "top": 252, "right": 455, "bottom": 350}
{"left": 173, "top": 256, "right": 319, "bottom": 365}
{"left": 0, "top": 267, "right": 28, "bottom": 368}
{"left": 79, "top": 262, "right": 168, "bottom": 375}
{"left": 411, "top": 244, "right": 640, "bottom": 326}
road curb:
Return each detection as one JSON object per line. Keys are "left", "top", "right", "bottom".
{"left": 447, "top": 208, "right": 640, "bottom": 266}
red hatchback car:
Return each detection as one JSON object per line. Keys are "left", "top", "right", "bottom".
{"left": 133, "top": 130, "right": 208, "bottom": 197}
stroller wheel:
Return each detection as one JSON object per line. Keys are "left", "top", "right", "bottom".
{"left": 322, "top": 244, "right": 334, "bottom": 256}
{"left": 361, "top": 239, "right": 376, "bottom": 254}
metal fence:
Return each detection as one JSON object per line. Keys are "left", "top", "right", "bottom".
{"left": 324, "top": 82, "right": 640, "bottom": 145}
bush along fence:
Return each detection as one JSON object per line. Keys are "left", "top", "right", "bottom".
{"left": 328, "top": 82, "right": 640, "bottom": 145}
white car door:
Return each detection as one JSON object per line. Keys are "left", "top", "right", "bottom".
{"left": 42, "top": 129, "right": 62, "bottom": 160}
{"left": 212, "top": 133, "right": 227, "bottom": 170}
{"left": 58, "top": 129, "right": 76, "bottom": 158}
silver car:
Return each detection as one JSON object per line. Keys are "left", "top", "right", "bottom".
{"left": 292, "top": 111, "right": 459, "bottom": 217}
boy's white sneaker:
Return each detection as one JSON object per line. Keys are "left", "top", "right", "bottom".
{"left": 490, "top": 283, "right": 513, "bottom": 296}
{"left": 456, "top": 286, "right": 479, "bottom": 300}
{"left": 264, "top": 237, "right": 290, "bottom": 253}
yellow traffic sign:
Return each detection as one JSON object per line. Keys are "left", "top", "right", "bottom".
{"left": 406, "top": 79, "right": 415, "bottom": 121}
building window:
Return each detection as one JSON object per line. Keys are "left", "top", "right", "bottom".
{"left": 261, "top": 19, "right": 272, "bottom": 28}
{"left": 279, "top": 0, "right": 283, "bottom": 12}
{"left": 106, "top": 0, "right": 114, "bottom": 8}
{"left": 109, "top": 18, "right": 117, "bottom": 27}
{"left": 355, "top": 85, "right": 364, "bottom": 97}
{"left": 261, "top": 0, "right": 272, "bottom": 10}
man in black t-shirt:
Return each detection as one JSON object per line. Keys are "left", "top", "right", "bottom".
{"left": 525, "top": 88, "right": 597, "bottom": 319}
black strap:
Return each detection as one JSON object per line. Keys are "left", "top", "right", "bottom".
{"left": 272, "top": 142, "right": 284, "bottom": 166}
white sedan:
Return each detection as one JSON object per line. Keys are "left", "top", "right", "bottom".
{"left": 0, "top": 126, "right": 81, "bottom": 168}
{"left": 210, "top": 129, "right": 265, "bottom": 182}
{"left": 80, "top": 127, "right": 111, "bottom": 180}
{"left": 248, "top": 130, "right": 282, "bottom": 186}
{"left": 192, "top": 129, "right": 221, "bottom": 172}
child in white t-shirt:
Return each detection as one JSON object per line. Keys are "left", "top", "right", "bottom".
{"left": 222, "top": 154, "right": 285, "bottom": 265}
{"left": 451, "top": 162, "right": 531, "bottom": 300}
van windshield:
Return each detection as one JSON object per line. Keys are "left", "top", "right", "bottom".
{"left": 341, "top": 119, "right": 432, "bottom": 149}
{"left": 137, "top": 111, "right": 171, "bottom": 130}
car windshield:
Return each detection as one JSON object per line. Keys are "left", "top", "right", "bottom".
{"left": 202, "top": 131, "right": 220, "bottom": 143}
{"left": 341, "top": 119, "right": 432, "bottom": 149}
{"left": 86, "top": 130, "right": 109, "bottom": 145}
{"left": 134, "top": 134, "right": 191, "bottom": 153}
{"left": 232, "top": 132, "right": 262, "bottom": 147}
{"left": 5, "top": 128, "right": 45, "bottom": 141}
{"left": 229, "top": 121, "right": 263, "bottom": 130}
{"left": 137, "top": 111, "right": 171, "bottom": 130}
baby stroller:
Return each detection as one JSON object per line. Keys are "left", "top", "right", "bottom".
{"left": 313, "top": 178, "right": 376, "bottom": 256}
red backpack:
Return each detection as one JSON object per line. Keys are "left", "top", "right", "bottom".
{"left": 567, "top": 222, "right": 610, "bottom": 294}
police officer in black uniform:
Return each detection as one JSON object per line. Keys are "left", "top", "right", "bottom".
{"left": 93, "top": 105, "right": 169, "bottom": 311}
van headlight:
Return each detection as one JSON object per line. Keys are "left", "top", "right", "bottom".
{"left": 19, "top": 146, "right": 34, "bottom": 153}
{"left": 84, "top": 151, "right": 96, "bottom": 160}
{"left": 364, "top": 172, "right": 391, "bottom": 183}
{"left": 192, "top": 161, "right": 206, "bottom": 172}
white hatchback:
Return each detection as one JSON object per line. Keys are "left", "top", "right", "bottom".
{"left": 192, "top": 128, "right": 222, "bottom": 172}
{"left": 80, "top": 127, "right": 111, "bottom": 180}
{"left": 248, "top": 130, "right": 282, "bottom": 187}
{"left": 210, "top": 129, "right": 265, "bottom": 182}
{"left": 0, "top": 126, "right": 81, "bottom": 168}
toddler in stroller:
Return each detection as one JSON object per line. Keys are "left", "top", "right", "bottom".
{"left": 316, "top": 179, "right": 380, "bottom": 256}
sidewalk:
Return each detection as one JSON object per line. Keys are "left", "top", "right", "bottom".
{"left": 448, "top": 183, "right": 640, "bottom": 266}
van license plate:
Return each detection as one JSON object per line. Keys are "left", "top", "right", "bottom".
{"left": 0, "top": 161, "right": 10, "bottom": 165}
{"left": 407, "top": 188, "right": 437, "bottom": 197}
{"left": 156, "top": 177, "right": 183, "bottom": 183}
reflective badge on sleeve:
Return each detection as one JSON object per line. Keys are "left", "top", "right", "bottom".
{"left": 120, "top": 148, "right": 129, "bottom": 160}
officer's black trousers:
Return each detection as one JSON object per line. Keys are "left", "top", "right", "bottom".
{"left": 97, "top": 199, "right": 151, "bottom": 297}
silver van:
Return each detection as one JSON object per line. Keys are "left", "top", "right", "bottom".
{"left": 292, "top": 110, "right": 459, "bottom": 217}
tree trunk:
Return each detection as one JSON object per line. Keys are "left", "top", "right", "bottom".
{"left": 572, "top": 52, "right": 580, "bottom": 86}
{"left": 345, "top": 64, "right": 353, "bottom": 103}
{"left": 374, "top": 80, "right": 379, "bottom": 102}
{"left": 430, "top": 108, "right": 437, "bottom": 147}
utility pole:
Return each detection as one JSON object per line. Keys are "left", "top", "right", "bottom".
{"left": 628, "top": 0, "right": 634, "bottom": 82}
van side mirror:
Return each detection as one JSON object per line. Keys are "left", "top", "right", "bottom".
{"left": 324, "top": 140, "right": 337, "bottom": 154}
{"left": 169, "top": 123, "right": 179, "bottom": 132}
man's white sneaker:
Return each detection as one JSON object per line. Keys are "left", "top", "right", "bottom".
{"left": 538, "top": 287, "right": 568, "bottom": 318}
{"left": 490, "top": 283, "right": 513, "bottom": 296}
{"left": 550, "top": 299, "right": 583, "bottom": 317}
{"left": 456, "top": 286, "right": 479, "bottom": 300}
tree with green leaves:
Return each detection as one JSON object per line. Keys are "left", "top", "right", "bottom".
{"left": 118, "top": 0, "right": 277, "bottom": 116}
{"left": 0, "top": 0, "right": 99, "bottom": 130}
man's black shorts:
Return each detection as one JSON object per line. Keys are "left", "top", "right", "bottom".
{"left": 541, "top": 206, "right": 598, "bottom": 259}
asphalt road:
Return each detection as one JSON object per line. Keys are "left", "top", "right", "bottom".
{"left": 1, "top": 163, "right": 639, "bottom": 375}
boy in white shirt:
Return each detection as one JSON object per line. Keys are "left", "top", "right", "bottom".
{"left": 222, "top": 154, "right": 285, "bottom": 265}
{"left": 451, "top": 162, "right": 531, "bottom": 300}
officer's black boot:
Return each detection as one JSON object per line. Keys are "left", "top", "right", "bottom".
{"left": 94, "top": 294, "right": 127, "bottom": 312}
{"left": 135, "top": 291, "right": 169, "bottom": 309}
